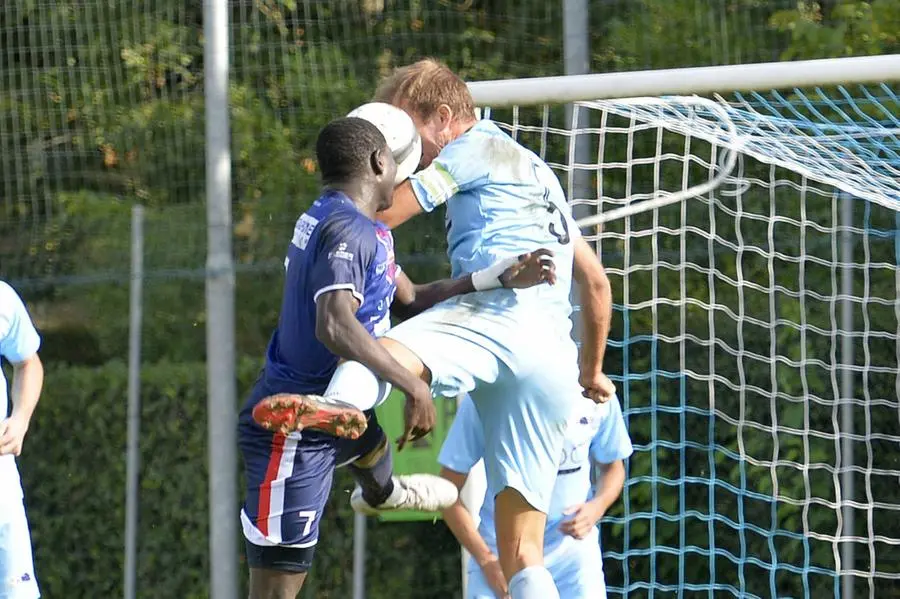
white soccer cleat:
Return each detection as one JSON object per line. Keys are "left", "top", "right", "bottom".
{"left": 351, "top": 474, "right": 459, "bottom": 516}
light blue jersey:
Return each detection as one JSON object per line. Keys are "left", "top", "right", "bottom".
{"left": 0, "top": 281, "right": 41, "bottom": 599}
{"left": 0, "top": 282, "right": 41, "bottom": 508}
{"left": 408, "top": 119, "right": 580, "bottom": 350}
{"left": 385, "top": 118, "right": 586, "bottom": 514}
{"left": 440, "top": 394, "right": 633, "bottom": 558}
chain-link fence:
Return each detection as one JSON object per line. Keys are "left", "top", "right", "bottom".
{"left": 2, "top": 0, "right": 897, "bottom": 597}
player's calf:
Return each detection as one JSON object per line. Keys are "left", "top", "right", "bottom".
{"left": 347, "top": 435, "right": 396, "bottom": 507}
{"left": 344, "top": 424, "right": 457, "bottom": 515}
{"left": 252, "top": 393, "right": 368, "bottom": 439}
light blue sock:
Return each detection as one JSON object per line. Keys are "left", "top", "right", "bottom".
{"left": 508, "top": 565, "right": 559, "bottom": 599}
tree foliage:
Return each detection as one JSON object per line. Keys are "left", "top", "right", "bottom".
{"left": 17, "top": 360, "right": 462, "bottom": 598}
{"left": 2, "top": 0, "right": 898, "bottom": 596}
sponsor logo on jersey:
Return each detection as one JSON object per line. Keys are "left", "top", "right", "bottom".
{"left": 291, "top": 213, "right": 319, "bottom": 250}
{"left": 328, "top": 242, "right": 354, "bottom": 261}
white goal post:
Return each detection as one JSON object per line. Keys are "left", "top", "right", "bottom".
{"left": 469, "top": 55, "right": 900, "bottom": 106}
{"left": 462, "top": 55, "right": 900, "bottom": 599}
{"left": 471, "top": 55, "right": 900, "bottom": 228}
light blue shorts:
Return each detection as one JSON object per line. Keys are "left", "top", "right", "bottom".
{"left": 466, "top": 536, "right": 607, "bottom": 599}
{"left": 384, "top": 295, "right": 581, "bottom": 514}
{"left": 0, "top": 499, "right": 40, "bottom": 599}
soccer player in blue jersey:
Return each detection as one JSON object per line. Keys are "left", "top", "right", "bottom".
{"left": 440, "top": 394, "right": 632, "bottom": 599}
{"left": 239, "top": 116, "right": 557, "bottom": 599}
{"left": 253, "top": 61, "right": 614, "bottom": 599}
{"left": 0, "top": 281, "right": 45, "bottom": 599}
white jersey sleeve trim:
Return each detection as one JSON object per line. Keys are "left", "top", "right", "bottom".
{"left": 313, "top": 283, "right": 364, "bottom": 305}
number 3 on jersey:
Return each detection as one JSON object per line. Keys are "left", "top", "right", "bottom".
{"left": 546, "top": 201, "right": 571, "bottom": 245}
{"left": 531, "top": 160, "right": 571, "bottom": 245}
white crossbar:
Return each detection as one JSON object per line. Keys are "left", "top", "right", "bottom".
{"left": 468, "top": 54, "right": 900, "bottom": 106}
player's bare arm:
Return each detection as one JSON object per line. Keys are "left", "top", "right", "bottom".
{"left": 0, "top": 352, "right": 43, "bottom": 457}
{"left": 391, "top": 249, "right": 558, "bottom": 321}
{"left": 252, "top": 287, "right": 434, "bottom": 440}
{"left": 573, "top": 237, "right": 615, "bottom": 403}
{"left": 315, "top": 290, "right": 433, "bottom": 424}
{"left": 440, "top": 467, "right": 510, "bottom": 599}
{"left": 376, "top": 180, "right": 422, "bottom": 230}
{"left": 558, "top": 459, "right": 625, "bottom": 541}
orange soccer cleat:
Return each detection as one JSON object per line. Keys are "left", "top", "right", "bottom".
{"left": 251, "top": 393, "right": 368, "bottom": 440}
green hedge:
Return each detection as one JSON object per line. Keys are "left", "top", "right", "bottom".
{"left": 18, "top": 359, "right": 462, "bottom": 599}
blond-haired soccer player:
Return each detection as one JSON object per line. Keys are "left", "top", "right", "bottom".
{"left": 254, "top": 60, "right": 614, "bottom": 599}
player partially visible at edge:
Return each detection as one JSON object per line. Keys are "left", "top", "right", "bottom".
{"left": 440, "top": 394, "right": 633, "bottom": 599}
{"left": 239, "top": 117, "right": 558, "bottom": 599}
{"left": 253, "top": 59, "right": 615, "bottom": 599}
{"left": 0, "top": 281, "right": 45, "bottom": 599}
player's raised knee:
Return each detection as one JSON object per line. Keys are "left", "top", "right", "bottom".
{"left": 377, "top": 336, "right": 430, "bottom": 382}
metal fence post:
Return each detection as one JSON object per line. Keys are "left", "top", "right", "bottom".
{"left": 204, "top": 1, "right": 238, "bottom": 598}
{"left": 563, "top": 0, "right": 593, "bottom": 344}
{"left": 124, "top": 204, "right": 144, "bottom": 599}
{"left": 353, "top": 513, "right": 367, "bottom": 599}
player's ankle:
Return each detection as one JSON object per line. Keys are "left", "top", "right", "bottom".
{"left": 361, "top": 478, "right": 395, "bottom": 507}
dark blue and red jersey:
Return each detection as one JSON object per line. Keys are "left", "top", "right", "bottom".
{"left": 258, "top": 190, "right": 399, "bottom": 397}
{"left": 238, "top": 190, "right": 399, "bottom": 551}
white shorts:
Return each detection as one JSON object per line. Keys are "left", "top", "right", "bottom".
{"left": 466, "top": 536, "right": 607, "bottom": 599}
{"left": 0, "top": 499, "right": 39, "bottom": 599}
{"left": 384, "top": 294, "right": 582, "bottom": 514}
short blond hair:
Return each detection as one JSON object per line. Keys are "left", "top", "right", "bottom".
{"left": 374, "top": 58, "right": 476, "bottom": 122}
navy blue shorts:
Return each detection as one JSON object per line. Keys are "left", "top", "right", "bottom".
{"left": 238, "top": 377, "right": 384, "bottom": 569}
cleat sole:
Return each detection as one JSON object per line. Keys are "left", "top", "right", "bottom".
{"left": 252, "top": 393, "right": 367, "bottom": 439}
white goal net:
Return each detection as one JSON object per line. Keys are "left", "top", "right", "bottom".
{"left": 472, "top": 58, "right": 900, "bottom": 598}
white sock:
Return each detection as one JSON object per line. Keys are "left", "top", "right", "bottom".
{"left": 378, "top": 477, "right": 405, "bottom": 508}
{"left": 322, "top": 361, "right": 392, "bottom": 411}
{"left": 508, "top": 566, "right": 559, "bottom": 599}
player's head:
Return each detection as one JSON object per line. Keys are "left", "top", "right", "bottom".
{"left": 373, "top": 58, "right": 477, "bottom": 168}
{"left": 315, "top": 117, "right": 397, "bottom": 211}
